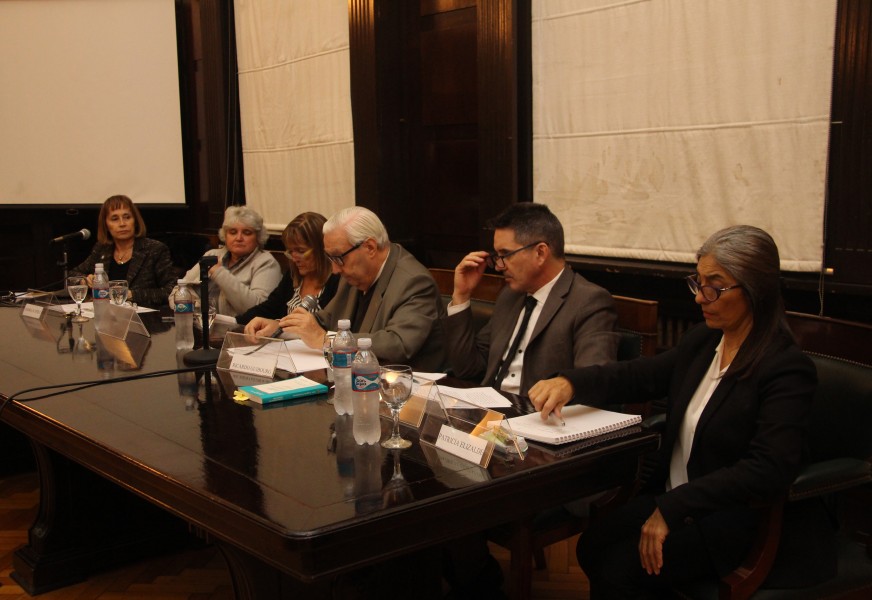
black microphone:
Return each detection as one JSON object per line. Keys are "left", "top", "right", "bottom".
{"left": 51, "top": 229, "right": 91, "bottom": 244}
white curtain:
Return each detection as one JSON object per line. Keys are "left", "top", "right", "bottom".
{"left": 234, "top": 0, "right": 354, "bottom": 232}
{"left": 533, "top": 0, "right": 837, "bottom": 271}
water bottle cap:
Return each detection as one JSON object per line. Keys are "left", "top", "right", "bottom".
{"left": 95, "top": 263, "right": 104, "bottom": 271}
{"left": 338, "top": 319, "right": 351, "bottom": 329}
{"left": 357, "top": 338, "right": 372, "bottom": 348}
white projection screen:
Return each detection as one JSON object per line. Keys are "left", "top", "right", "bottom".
{"left": 0, "top": 0, "right": 186, "bottom": 206}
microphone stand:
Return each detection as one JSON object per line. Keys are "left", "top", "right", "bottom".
{"left": 56, "top": 242, "right": 71, "bottom": 285}
{"left": 183, "top": 256, "right": 221, "bottom": 366}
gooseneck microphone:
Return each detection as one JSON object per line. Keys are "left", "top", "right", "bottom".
{"left": 51, "top": 229, "right": 91, "bottom": 244}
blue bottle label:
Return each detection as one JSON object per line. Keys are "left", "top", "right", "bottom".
{"left": 94, "top": 289, "right": 109, "bottom": 300}
{"left": 352, "top": 372, "right": 379, "bottom": 392}
{"left": 175, "top": 301, "right": 194, "bottom": 314}
{"left": 332, "top": 350, "right": 354, "bottom": 368}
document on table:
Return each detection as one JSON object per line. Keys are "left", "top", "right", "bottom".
{"left": 436, "top": 385, "right": 512, "bottom": 408}
{"left": 278, "top": 339, "right": 329, "bottom": 373}
{"left": 51, "top": 301, "right": 157, "bottom": 316}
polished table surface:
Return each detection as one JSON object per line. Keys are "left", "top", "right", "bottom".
{"left": 0, "top": 303, "right": 659, "bottom": 596}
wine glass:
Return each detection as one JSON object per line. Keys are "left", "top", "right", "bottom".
{"left": 382, "top": 449, "right": 414, "bottom": 508}
{"left": 379, "top": 365, "right": 413, "bottom": 449}
{"left": 194, "top": 298, "right": 217, "bottom": 331}
{"left": 109, "top": 280, "right": 129, "bottom": 306}
{"left": 66, "top": 276, "right": 90, "bottom": 322}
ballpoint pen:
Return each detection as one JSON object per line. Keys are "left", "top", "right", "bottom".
{"left": 550, "top": 412, "right": 566, "bottom": 427}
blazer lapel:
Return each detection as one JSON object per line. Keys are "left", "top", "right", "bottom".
{"left": 125, "top": 239, "right": 146, "bottom": 283}
{"left": 360, "top": 244, "right": 399, "bottom": 333}
{"left": 528, "top": 267, "right": 573, "bottom": 342}
{"left": 663, "top": 335, "right": 720, "bottom": 448}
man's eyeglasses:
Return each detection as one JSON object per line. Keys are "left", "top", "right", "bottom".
{"left": 325, "top": 241, "right": 363, "bottom": 266}
{"left": 486, "top": 241, "right": 545, "bottom": 270}
{"left": 686, "top": 275, "right": 742, "bottom": 302}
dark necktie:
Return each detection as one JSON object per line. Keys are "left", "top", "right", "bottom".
{"left": 493, "top": 295, "right": 537, "bottom": 389}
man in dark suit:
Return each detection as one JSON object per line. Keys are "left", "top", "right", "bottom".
{"left": 253, "top": 206, "right": 445, "bottom": 371}
{"left": 441, "top": 203, "right": 620, "bottom": 598}
{"left": 443, "top": 202, "right": 619, "bottom": 396}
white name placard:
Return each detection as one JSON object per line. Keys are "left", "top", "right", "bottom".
{"left": 21, "top": 304, "right": 45, "bottom": 319}
{"left": 435, "top": 424, "right": 493, "bottom": 467}
{"left": 229, "top": 353, "right": 276, "bottom": 379}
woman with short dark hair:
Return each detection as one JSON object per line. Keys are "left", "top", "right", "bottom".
{"left": 71, "top": 195, "right": 175, "bottom": 307}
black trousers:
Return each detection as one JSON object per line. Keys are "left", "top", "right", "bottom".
{"left": 576, "top": 494, "right": 721, "bottom": 600}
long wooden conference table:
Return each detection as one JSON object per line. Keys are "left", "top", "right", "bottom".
{"left": 0, "top": 303, "right": 658, "bottom": 599}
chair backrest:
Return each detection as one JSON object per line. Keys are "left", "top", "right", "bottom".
{"left": 786, "top": 312, "right": 872, "bottom": 367}
{"left": 612, "top": 295, "right": 659, "bottom": 359}
{"left": 269, "top": 249, "right": 290, "bottom": 274}
{"left": 429, "top": 268, "right": 505, "bottom": 334}
{"left": 785, "top": 312, "right": 872, "bottom": 461}
{"left": 807, "top": 355, "right": 872, "bottom": 462}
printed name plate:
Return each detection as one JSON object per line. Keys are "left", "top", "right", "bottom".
{"left": 434, "top": 424, "right": 494, "bottom": 467}
{"left": 228, "top": 352, "right": 277, "bottom": 379}
{"left": 21, "top": 303, "right": 45, "bottom": 319}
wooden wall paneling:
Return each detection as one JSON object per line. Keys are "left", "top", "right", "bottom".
{"left": 416, "top": 3, "right": 481, "bottom": 266}
{"left": 826, "top": 0, "right": 872, "bottom": 288}
{"left": 477, "top": 0, "right": 518, "bottom": 244}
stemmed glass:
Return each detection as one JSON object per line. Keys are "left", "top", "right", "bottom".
{"left": 382, "top": 449, "right": 414, "bottom": 508}
{"left": 109, "top": 280, "right": 129, "bottom": 306}
{"left": 66, "top": 276, "right": 90, "bottom": 322}
{"left": 379, "top": 365, "right": 413, "bottom": 449}
{"left": 194, "top": 298, "right": 217, "bottom": 331}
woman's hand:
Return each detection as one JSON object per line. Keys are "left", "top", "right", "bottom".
{"left": 276, "top": 308, "right": 326, "bottom": 349}
{"left": 244, "top": 317, "right": 280, "bottom": 337}
{"left": 639, "top": 508, "right": 670, "bottom": 575}
{"left": 528, "top": 376, "right": 574, "bottom": 421}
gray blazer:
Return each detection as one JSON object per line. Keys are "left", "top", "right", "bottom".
{"left": 443, "top": 267, "right": 619, "bottom": 396}
{"left": 316, "top": 244, "right": 446, "bottom": 371}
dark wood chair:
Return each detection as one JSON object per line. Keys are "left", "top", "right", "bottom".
{"left": 668, "top": 313, "right": 872, "bottom": 600}
{"left": 429, "top": 267, "right": 505, "bottom": 334}
{"left": 488, "top": 294, "right": 659, "bottom": 600}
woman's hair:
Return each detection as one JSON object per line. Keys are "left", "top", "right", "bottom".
{"left": 282, "top": 212, "right": 331, "bottom": 287}
{"left": 96, "top": 195, "right": 147, "bottom": 245}
{"left": 323, "top": 206, "right": 390, "bottom": 248}
{"left": 697, "top": 224, "right": 789, "bottom": 378}
{"left": 218, "top": 205, "right": 270, "bottom": 248}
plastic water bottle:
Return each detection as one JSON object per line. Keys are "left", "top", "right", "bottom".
{"left": 173, "top": 280, "right": 195, "bottom": 349}
{"left": 352, "top": 338, "right": 381, "bottom": 445}
{"left": 332, "top": 319, "right": 356, "bottom": 415}
{"left": 92, "top": 263, "right": 109, "bottom": 325}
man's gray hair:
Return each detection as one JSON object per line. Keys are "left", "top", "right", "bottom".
{"left": 323, "top": 206, "right": 390, "bottom": 248}
{"left": 219, "top": 205, "right": 270, "bottom": 248}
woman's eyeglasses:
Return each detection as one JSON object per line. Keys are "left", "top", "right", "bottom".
{"left": 686, "top": 275, "right": 742, "bottom": 302}
{"left": 283, "top": 247, "right": 312, "bottom": 260}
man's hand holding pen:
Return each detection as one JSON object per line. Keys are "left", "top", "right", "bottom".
{"left": 528, "top": 375, "right": 574, "bottom": 423}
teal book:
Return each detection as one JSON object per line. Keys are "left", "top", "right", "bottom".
{"left": 239, "top": 376, "right": 328, "bottom": 404}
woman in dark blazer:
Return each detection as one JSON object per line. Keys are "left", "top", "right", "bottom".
{"left": 529, "top": 225, "right": 828, "bottom": 597}
{"left": 71, "top": 195, "right": 176, "bottom": 307}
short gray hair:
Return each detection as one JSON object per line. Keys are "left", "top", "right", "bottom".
{"left": 323, "top": 206, "right": 389, "bottom": 248}
{"left": 218, "top": 205, "right": 270, "bottom": 248}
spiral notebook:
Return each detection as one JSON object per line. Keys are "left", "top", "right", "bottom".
{"left": 506, "top": 404, "right": 642, "bottom": 445}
